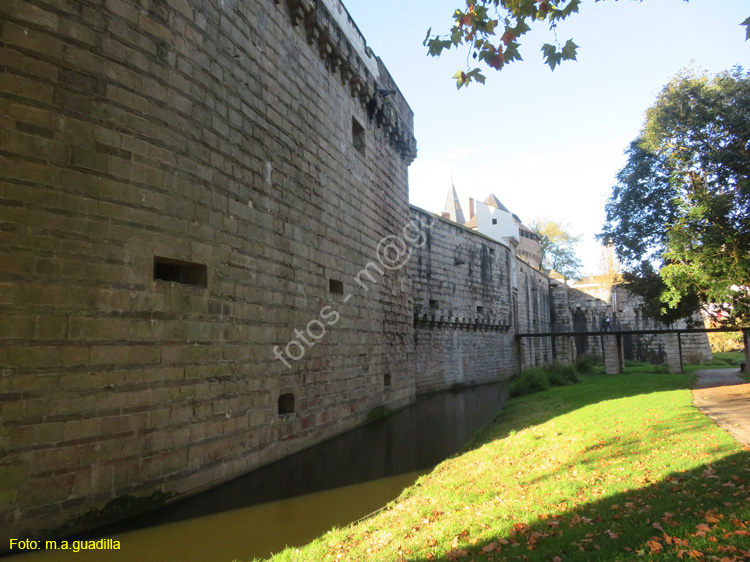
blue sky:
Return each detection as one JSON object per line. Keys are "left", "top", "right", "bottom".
{"left": 342, "top": 0, "right": 749, "bottom": 274}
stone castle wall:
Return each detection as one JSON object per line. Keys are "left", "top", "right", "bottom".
{"left": 409, "top": 207, "right": 552, "bottom": 393}
{"left": 567, "top": 282, "right": 712, "bottom": 365}
{"left": 0, "top": 0, "right": 416, "bottom": 542}
{"left": 0, "top": 0, "right": 717, "bottom": 544}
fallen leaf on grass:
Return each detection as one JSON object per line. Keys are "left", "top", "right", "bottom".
{"left": 604, "top": 530, "right": 619, "bottom": 539}
{"left": 482, "top": 542, "right": 498, "bottom": 553}
{"left": 646, "top": 539, "right": 663, "bottom": 553}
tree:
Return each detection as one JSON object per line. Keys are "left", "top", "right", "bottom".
{"left": 530, "top": 218, "right": 583, "bottom": 279}
{"left": 600, "top": 67, "right": 750, "bottom": 326}
{"left": 597, "top": 243, "right": 622, "bottom": 284}
{"left": 425, "top": 1, "right": 750, "bottom": 88}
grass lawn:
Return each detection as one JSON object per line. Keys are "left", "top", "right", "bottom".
{"left": 682, "top": 351, "right": 746, "bottom": 375}
{"left": 253, "top": 374, "right": 750, "bottom": 562}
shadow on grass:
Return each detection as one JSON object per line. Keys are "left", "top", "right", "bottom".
{"left": 408, "top": 449, "right": 750, "bottom": 562}
{"left": 400, "top": 373, "right": 749, "bottom": 562}
{"left": 521, "top": 412, "right": 720, "bottom": 491}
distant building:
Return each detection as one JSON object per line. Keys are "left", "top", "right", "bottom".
{"left": 442, "top": 183, "right": 466, "bottom": 224}
{"left": 445, "top": 189, "right": 543, "bottom": 269}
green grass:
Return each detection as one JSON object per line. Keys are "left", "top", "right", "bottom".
{"left": 622, "top": 360, "right": 669, "bottom": 374}
{"left": 253, "top": 375, "right": 750, "bottom": 562}
{"left": 711, "top": 351, "right": 745, "bottom": 365}
{"left": 683, "top": 351, "right": 747, "bottom": 378}
{"left": 623, "top": 351, "right": 747, "bottom": 376}
{"left": 711, "top": 351, "right": 747, "bottom": 382}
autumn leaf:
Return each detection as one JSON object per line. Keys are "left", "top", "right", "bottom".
{"left": 445, "top": 548, "right": 469, "bottom": 560}
{"left": 482, "top": 542, "right": 498, "bottom": 553}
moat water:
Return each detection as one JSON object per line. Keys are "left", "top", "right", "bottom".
{"left": 8, "top": 383, "right": 509, "bottom": 562}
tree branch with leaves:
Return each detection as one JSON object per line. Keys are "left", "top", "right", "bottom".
{"left": 425, "top": 1, "right": 750, "bottom": 89}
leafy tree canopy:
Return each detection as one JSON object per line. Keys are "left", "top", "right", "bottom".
{"left": 425, "top": 1, "right": 750, "bottom": 88}
{"left": 599, "top": 67, "right": 750, "bottom": 326}
{"left": 531, "top": 218, "right": 583, "bottom": 280}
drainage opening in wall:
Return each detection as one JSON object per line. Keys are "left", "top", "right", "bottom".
{"left": 278, "top": 393, "right": 295, "bottom": 415}
{"left": 153, "top": 257, "right": 207, "bottom": 287}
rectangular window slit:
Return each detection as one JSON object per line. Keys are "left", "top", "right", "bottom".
{"left": 329, "top": 279, "right": 344, "bottom": 295}
{"left": 153, "top": 257, "right": 207, "bottom": 286}
{"left": 429, "top": 299, "right": 439, "bottom": 309}
{"left": 352, "top": 117, "right": 365, "bottom": 154}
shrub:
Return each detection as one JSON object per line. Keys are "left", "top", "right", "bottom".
{"left": 683, "top": 351, "right": 705, "bottom": 365}
{"left": 575, "top": 353, "right": 603, "bottom": 375}
{"left": 557, "top": 363, "right": 580, "bottom": 383}
{"left": 510, "top": 367, "right": 550, "bottom": 397}
{"left": 546, "top": 363, "right": 579, "bottom": 386}
{"left": 510, "top": 364, "right": 580, "bottom": 397}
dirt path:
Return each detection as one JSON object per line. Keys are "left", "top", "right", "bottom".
{"left": 692, "top": 368, "right": 750, "bottom": 446}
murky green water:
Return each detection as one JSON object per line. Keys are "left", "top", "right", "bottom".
{"left": 6, "top": 383, "right": 508, "bottom": 562}
{"left": 9, "top": 471, "right": 423, "bottom": 562}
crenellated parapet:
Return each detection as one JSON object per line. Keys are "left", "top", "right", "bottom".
{"left": 277, "top": 0, "right": 417, "bottom": 163}
{"left": 414, "top": 311, "right": 512, "bottom": 332}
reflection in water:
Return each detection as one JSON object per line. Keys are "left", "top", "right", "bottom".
{"left": 7, "top": 383, "right": 508, "bottom": 562}
{"left": 10, "top": 472, "right": 424, "bottom": 562}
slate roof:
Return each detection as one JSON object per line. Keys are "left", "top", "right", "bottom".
{"left": 443, "top": 183, "right": 466, "bottom": 224}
